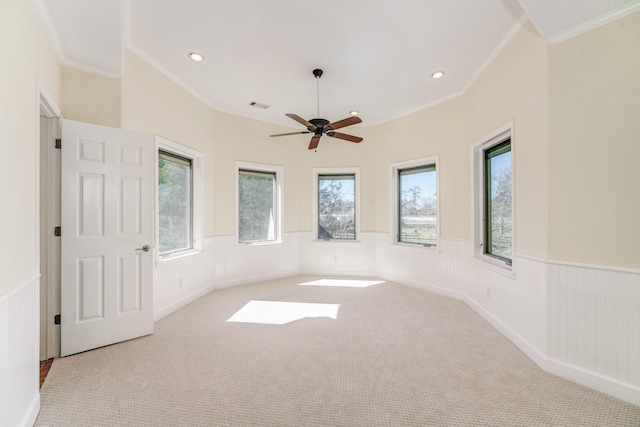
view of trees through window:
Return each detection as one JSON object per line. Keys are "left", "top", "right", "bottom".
{"left": 485, "top": 141, "right": 512, "bottom": 261}
{"left": 239, "top": 169, "right": 276, "bottom": 242}
{"left": 398, "top": 165, "right": 437, "bottom": 246}
{"left": 158, "top": 151, "right": 192, "bottom": 254}
{"left": 318, "top": 174, "right": 355, "bottom": 240}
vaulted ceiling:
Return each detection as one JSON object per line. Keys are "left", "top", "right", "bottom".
{"left": 34, "top": 0, "right": 640, "bottom": 127}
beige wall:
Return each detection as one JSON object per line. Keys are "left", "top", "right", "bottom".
{"left": 370, "top": 24, "right": 549, "bottom": 259}
{"left": 59, "top": 48, "right": 377, "bottom": 239}
{"left": 548, "top": 12, "right": 640, "bottom": 269}
{"left": 59, "top": 12, "right": 639, "bottom": 269}
{"left": 117, "top": 48, "right": 378, "bottom": 237}
{"left": 0, "top": 0, "right": 61, "bottom": 297}
{"left": 119, "top": 49, "right": 366, "bottom": 237}
{"left": 461, "top": 23, "right": 549, "bottom": 258}
{"left": 120, "top": 49, "right": 218, "bottom": 235}
{"left": 370, "top": 97, "right": 465, "bottom": 238}
{"left": 61, "top": 67, "right": 121, "bottom": 128}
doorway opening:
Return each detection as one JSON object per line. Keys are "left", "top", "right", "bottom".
{"left": 38, "top": 89, "right": 61, "bottom": 362}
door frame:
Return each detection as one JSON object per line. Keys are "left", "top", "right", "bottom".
{"left": 37, "top": 80, "right": 62, "bottom": 360}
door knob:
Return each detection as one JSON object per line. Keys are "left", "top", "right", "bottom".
{"left": 136, "top": 245, "right": 151, "bottom": 252}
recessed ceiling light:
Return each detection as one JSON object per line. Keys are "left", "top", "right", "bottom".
{"left": 431, "top": 71, "right": 445, "bottom": 79}
{"left": 350, "top": 110, "right": 359, "bottom": 116}
{"left": 188, "top": 52, "right": 205, "bottom": 62}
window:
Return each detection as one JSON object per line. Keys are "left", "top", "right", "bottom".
{"left": 236, "top": 162, "right": 282, "bottom": 244}
{"left": 313, "top": 168, "right": 360, "bottom": 241}
{"left": 484, "top": 140, "right": 512, "bottom": 262}
{"left": 158, "top": 151, "right": 192, "bottom": 254}
{"left": 472, "top": 122, "right": 513, "bottom": 271}
{"left": 156, "top": 137, "right": 203, "bottom": 260}
{"left": 392, "top": 157, "right": 439, "bottom": 248}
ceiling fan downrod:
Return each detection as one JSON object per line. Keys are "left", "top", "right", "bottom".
{"left": 314, "top": 68, "right": 323, "bottom": 118}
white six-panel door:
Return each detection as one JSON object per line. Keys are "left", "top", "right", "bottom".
{"left": 61, "top": 119, "right": 154, "bottom": 357}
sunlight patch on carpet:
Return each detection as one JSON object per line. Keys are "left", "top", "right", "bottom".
{"left": 227, "top": 300, "right": 340, "bottom": 325}
{"left": 298, "top": 279, "right": 385, "bottom": 288}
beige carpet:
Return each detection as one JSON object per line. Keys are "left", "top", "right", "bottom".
{"left": 36, "top": 276, "right": 640, "bottom": 426}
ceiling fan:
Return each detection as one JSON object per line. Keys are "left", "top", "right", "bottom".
{"left": 270, "top": 69, "right": 363, "bottom": 150}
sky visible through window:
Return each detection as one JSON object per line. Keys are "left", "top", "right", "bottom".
{"left": 401, "top": 171, "right": 436, "bottom": 201}
{"left": 490, "top": 152, "right": 511, "bottom": 180}
{"left": 325, "top": 178, "right": 354, "bottom": 200}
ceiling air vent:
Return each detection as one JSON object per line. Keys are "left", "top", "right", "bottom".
{"left": 249, "top": 101, "right": 270, "bottom": 110}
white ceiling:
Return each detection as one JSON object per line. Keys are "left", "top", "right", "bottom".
{"left": 35, "top": 0, "right": 640, "bottom": 128}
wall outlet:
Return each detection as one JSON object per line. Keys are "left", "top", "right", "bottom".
{"left": 178, "top": 278, "right": 183, "bottom": 288}
{"left": 333, "top": 256, "right": 338, "bottom": 262}
{"left": 486, "top": 287, "right": 491, "bottom": 298}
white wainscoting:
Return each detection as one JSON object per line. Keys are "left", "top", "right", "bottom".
{"left": 0, "top": 275, "right": 40, "bottom": 427}
{"left": 154, "top": 231, "right": 640, "bottom": 405}
{"left": 546, "top": 262, "right": 640, "bottom": 403}
{"left": 299, "top": 232, "right": 377, "bottom": 276}
{"left": 375, "top": 235, "right": 467, "bottom": 299}
{"left": 154, "top": 233, "right": 300, "bottom": 320}
{"left": 213, "top": 233, "right": 300, "bottom": 289}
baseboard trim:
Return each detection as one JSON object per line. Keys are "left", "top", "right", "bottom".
{"left": 377, "top": 273, "right": 466, "bottom": 302}
{"left": 543, "top": 357, "right": 640, "bottom": 406}
{"left": 463, "top": 294, "right": 546, "bottom": 368}
{"left": 298, "top": 269, "right": 378, "bottom": 279}
{"left": 214, "top": 272, "right": 294, "bottom": 291}
{"left": 154, "top": 283, "right": 216, "bottom": 322}
{"left": 20, "top": 394, "right": 40, "bottom": 427}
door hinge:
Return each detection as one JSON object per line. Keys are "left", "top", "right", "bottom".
{"left": 54, "top": 139, "right": 61, "bottom": 149}
{"left": 54, "top": 314, "right": 61, "bottom": 325}
{"left": 54, "top": 226, "right": 61, "bottom": 236}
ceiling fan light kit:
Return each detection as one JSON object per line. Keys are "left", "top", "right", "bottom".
{"left": 270, "top": 69, "right": 363, "bottom": 150}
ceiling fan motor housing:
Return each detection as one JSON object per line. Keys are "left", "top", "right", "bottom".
{"left": 308, "top": 118, "right": 330, "bottom": 135}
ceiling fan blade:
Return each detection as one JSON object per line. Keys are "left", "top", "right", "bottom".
{"left": 308, "top": 136, "right": 321, "bottom": 150}
{"left": 324, "top": 116, "right": 362, "bottom": 131}
{"left": 269, "top": 131, "right": 311, "bottom": 137}
{"left": 286, "top": 113, "right": 315, "bottom": 129}
{"left": 327, "top": 132, "right": 363, "bottom": 143}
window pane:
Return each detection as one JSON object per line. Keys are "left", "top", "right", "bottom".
{"left": 398, "top": 165, "right": 437, "bottom": 245}
{"left": 158, "top": 152, "right": 192, "bottom": 254}
{"left": 239, "top": 170, "right": 276, "bottom": 242}
{"left": 318, "top": 174, "right": 355, "bottom": 240}
{"left": 485, "top": 141, "right": 512, "bottom": 261}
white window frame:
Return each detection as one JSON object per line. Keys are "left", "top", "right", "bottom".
{"left": 312, "top": 167, "right": 361, "bottom": 242}
{"left": 390, "top": 155, "right": 440, "bottom": 252}
{"left": 471, "top": 121, "right": 515, "bottom": 276}
{"left": 155, "top": 136, "right": 204, "bottom": 264}
{"left": 235, "top": 161, "right": 283, "bottom": 246}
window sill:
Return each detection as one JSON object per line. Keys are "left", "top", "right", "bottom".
{"left": 156, "top": 249, "right": 203, "bottom": 267}
{"left": 472, "top": 256, "right": 515, "bottom": 279}
{"left": 393, "top": 242, "right": 440, "bottom": 254}
{"left": 237, "top": 240, "right": 282, "bottom": 247}
{"left": 312, "top": 239, "right": 361, "bottom": 245}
